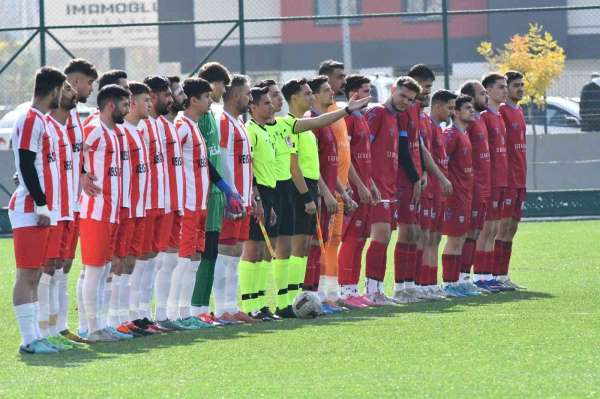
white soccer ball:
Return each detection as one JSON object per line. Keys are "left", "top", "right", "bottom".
{"left": 292, "top": 291, "right": 322, "bottom": 319}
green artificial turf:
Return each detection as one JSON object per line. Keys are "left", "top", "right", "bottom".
{"left": 0, "top": 220, "right": 599, "bottom": 398}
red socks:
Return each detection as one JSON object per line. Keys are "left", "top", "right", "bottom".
{"left": 338, "top": 238, "right": 366, "bottom": 286}
{"left": 460, "top": 239, "right": 476, "bottom": 274}
{"left": 366, "top": 240, "right": 387, "bottom": 281}
{"left": 473, "top": 250, "right": 488, "bottom": 274}
{"left": 394, "top": 243, "right": 416, "bottom": 283}
{"left": 442, "top": 254, "right": 461, "bottom": 283}
{"left": 303, "top": 245, "right": 321, "bottom": 291}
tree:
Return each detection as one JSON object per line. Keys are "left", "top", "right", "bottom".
{"left": 0, "top": 34, "right": 37, "bottom": 108}
{"left": 477, "top": 23, "right": 566, "bottom": 188}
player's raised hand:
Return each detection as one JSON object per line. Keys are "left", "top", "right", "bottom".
{"left": 346, "top": 94, "right": 371, "bottom": 112}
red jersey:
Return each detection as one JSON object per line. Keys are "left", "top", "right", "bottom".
{"left": 466, "top": 114, "right": 491, "bottom": 199}
{"left": 79, "top": 122, "right": 122, "bottom": 223}
{"left": 9, "top": 107, "right": 59, "bottom": 228}
{"left": 46, "top": 115, "right": 75, "bottom": 221}
{"left": 175, "top": 114, "right": 210, "bottom": 211}
{"left": 67, "top": 108, "right": 84, "bottom": 212}
{"left": 141, "top": 117, "right": 165, "bottom": 210}
{"left": 366, "top": 103, "right": 398, "bottom": 200}
{"left": 311, "top": 110, "right": 339, "bottom": 193}
{"left": 500, "top": 103, "right": 527, "bottom": 189}
{"left": 219, "top": 110, "right": 253, "bottom": 207}
{"left": 444, "top": 125, "right": 473, "bottom": 206}
{"left": 397, "top": 104, "right": 423, "bottom": 189}
{"left": 344, "top": 111, "right": 372, "bottom": 192}
{"left": 82, "top": 110, "right": 99, "bottom": 128}
{"left": 115, "top": 124, "right": 132, "bottom": 210}
{"left": 121, "top": 121, "right": 149, "bottom": 218}
{"left": 428, "top": 116, "right": 448, "bottom": 200}
{"left": 418, "top": 111, "right": 433, "bottom": 199}
{"left": 158, "top": 116, "right": 184, "bottom": 214}
{"left": 481, "top": 108, "right": 508, "bottom": 188}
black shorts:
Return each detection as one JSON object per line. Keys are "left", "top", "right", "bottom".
{"left": 248, "top": 185, "right": 278, "bottom": 242}
{"left": 293, "top": 178, "right": 318, "bottom": 236}
{"left": 274, "top": 179, "right": 296, "bottom": 236}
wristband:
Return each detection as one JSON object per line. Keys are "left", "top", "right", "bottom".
{"left": 301, "top": 191, "right": 313, "bottom": 204}
{"left": 344, "top": 106, "right": 352, "bottom": 115}
{"left": 35, "top": 204, "right": 51, "bottom": 218}
{"left": 254, "top": 195, "right": 261, "bottom": 202}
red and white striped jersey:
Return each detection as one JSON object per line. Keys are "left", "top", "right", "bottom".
{"left": 82, "top": 110, "right": 99, "bottom": 128}
{"left": 218, "top": 110, "right": 252, "bottom": 207}
{"left": 141, "top": 117, "right": 165, "bottom": 210}
{"left": 157, "top": 115, "right": 184, "bottom": 214}
{"left": 121, "top": 120, "right": 149, "bottom": 218}
{"left": 115, "top": 124, "right": 132, "bottom": 210}
{"left": 79, "top": 121, "right": 122, "bottom": 223}
{"left": 46, "top": 114, "right": 75, "bottom": 222}
{"left": 9, "top": 107, "right": 60, "bottom": 228}
{"left": 67, "top": 108, "right": 84, "bottom": 212}
{"left": 175, "top": 114, "right": 210, "bottom": 211}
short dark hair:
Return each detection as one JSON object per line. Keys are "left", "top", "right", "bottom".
{"left": 431, "top": 89, "right": 458, "bottom": 105}
{"left": 408, "top": 64, "right": 435, "bottom": 82}
{"left": 256, "top": 79, "right": 277, "bottom": 89}
{"left": 318, "top": 59, "right": 344, "bottom": 76}
{"left": 395, "top": 76, "right": 421, "bottom": 95}
{"left": 64, "top": 58, "right": 98, "bottom": 79}
{"left": 344, "top": 74, "right": 370, "bottom": 98}
{"left": 128, "top": 81, "right": 150, "bottom": 96}
{"left": 143, "top": 75, "right": 170, "bottom": 93}
{"left": 505, "top": 70, "right": 524, "bottom": 85}
{"left": 455, "top": 94, "right": 473, "bottom": 111}
{"left": 281, "top": 78, "right": 308, "bottom": 103}
{"left": 223, "top": 74, "right": 249, "bottom": 102}
{"left": 307, "top": 75, "right": 329, "bottom": 93}
{"left": 97, "top": 84, "right": 130, "bottom": 110}
{"left": 167, "top": 76, "right": 180, "bottom": 85}
{"left": 34, "top": 66, "right": 66, "bottom": 97}
{"left": 250, "top": 86, "right": 270, "bottom": 105}
{"left": 460, "top": 80, "right": 479, "bottom": 98}
{"left": 98, "top": 69, "right": 127, "bottom": 89}
{"left": 182, "top": 77, "right": 212, "bottom": 100}
{"left": 198, "top": 62, "right": 231, "bottom": 85}
{"left": 481, "top": 72, "right": 505, "bottom": 89}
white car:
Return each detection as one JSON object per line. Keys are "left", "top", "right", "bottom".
{"left": 0, "top": 102, "right": 97, "bottom": 150}
{"left": 521, "top": 96, "right": 581, "bottom": 135}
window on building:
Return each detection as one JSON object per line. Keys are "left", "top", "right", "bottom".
{"left": 314, "top": 0, "right": 361, "bottom": 25}
{"left": 403, "top": 0, "right": 442, "bottom": 21}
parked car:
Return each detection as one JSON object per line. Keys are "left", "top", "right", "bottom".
{"left": 0, "top": 102, "right": 96, "bottom": 150}
{"left": 521, "top": 96, "right": 581, "bottom": 135}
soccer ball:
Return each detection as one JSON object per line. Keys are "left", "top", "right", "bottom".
{"left": 292, "top": 291, "right": 322, "bottom": 319}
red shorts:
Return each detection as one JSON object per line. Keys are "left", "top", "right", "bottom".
{"left": 441, "top": 202, "right": 471, "bottom": 237}
{"left": 470, "top": 200, "right": 488, "bottom": 231}
{"left": 504, "top": 188, "right": 527, "bottom": 221}
{"left": 157, "top": 211, "right": 181, "bottom": 251}
{"left": 219, "top": 211, "right": 250, "bottom": 245}
{"left": 395, "top": 185, "right": 419, "bottom": 225}
{"left": 419, "top": 197, "right": 434, "bottom": 231}
{"left": 179, "top": 210, "right": 207, "bottom": 257}
{"left": 433, "top": 199, "right": 444, "bottom": 233}
{"left": 46, "top": 221, "right": 67, "bottom": 261}
{"left": 143, "top": 209, "right": 162, "bottom": 254}
{"left": 370, "top": 201, "right": 395, "bottom": 225}
{"left": 342, "top": 203, "right": 370, "bottom": 240}
{"left": 129, "top": 217, "right": 146, "bottom": 257}
{"left": 13, "top": 226, "right": 50, "bottom": 268}
{"left": 486, "top": 187, "right": 506, "bottom": 221}
{"left": 115, "top": 211, "right": 136, "bottom": 258}
{"left": 63, "top": 213, "right": 79, "bottom": 260}
{"left": 80, "top": 219, "right": 117, "bottom": 267}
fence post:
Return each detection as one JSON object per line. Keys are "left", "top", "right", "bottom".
{"left": 442, "top": 0, "right": 449, "bottom": 89}
{"left": 39, "top": 0, "right": 46, "bottom": 66}
{"left": 238, "top": 0, "right": 246, "bottom": 74}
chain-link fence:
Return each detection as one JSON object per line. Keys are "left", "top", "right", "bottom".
{"left": 1, "top": 0, "right": 600, "bottom": 192}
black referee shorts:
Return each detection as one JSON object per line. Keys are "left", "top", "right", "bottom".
{"left": 293, "top": 178, "right": 318, "bottom": 236}
{"left": 248, "top": 185, "right": 278, "bottom": 242}
{"left": 274, "top": 179, "right": 296, "bottom": 236}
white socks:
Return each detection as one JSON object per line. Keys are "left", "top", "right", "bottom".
{"left": 118, "top": 273, "right": 131, "bottom": 324}
{"left": 77, "top": 270, "right": 88, "bottom": 333}
{"left": 166, "top": 257, "right": 188, "bottom": 320}
{"left": 213, "top": 254, "right": 230, "bottom": 317}
{"left": 14, "top": 303, "right": 37, "bottom": 346}
{"left": 108, "top": 275, "right": 121, "bottom": 328}
{"left": 49, "top": 273, "right": 59, "bottom": 336}
{"left": 366, "top": 278, "right": 380, "bottom": 295}
{"left": 154, "top": 252, "right": 177, "bottom": 321}
{"left": 139, "top": 257, "right": 158, "bottom": 319}
{"left": 224, "top": 255, "right": 240, "bottom": 315}
{"left": 179, "top": 260, "right": 199, "bottom": 319}
{"left": 37, "top": 272, "right": 52, "bottom": 338}
{"left": 340, "top": 284, "right": 358, "bottom": 299}
{"left": 82, "top": 265, "right": 104, "bottom": 333}
{"left": 56, "top": 268, "right": 69, "bottom": 332}
{"left": 129, "top": 259, "right": 146, "bottom": 320}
